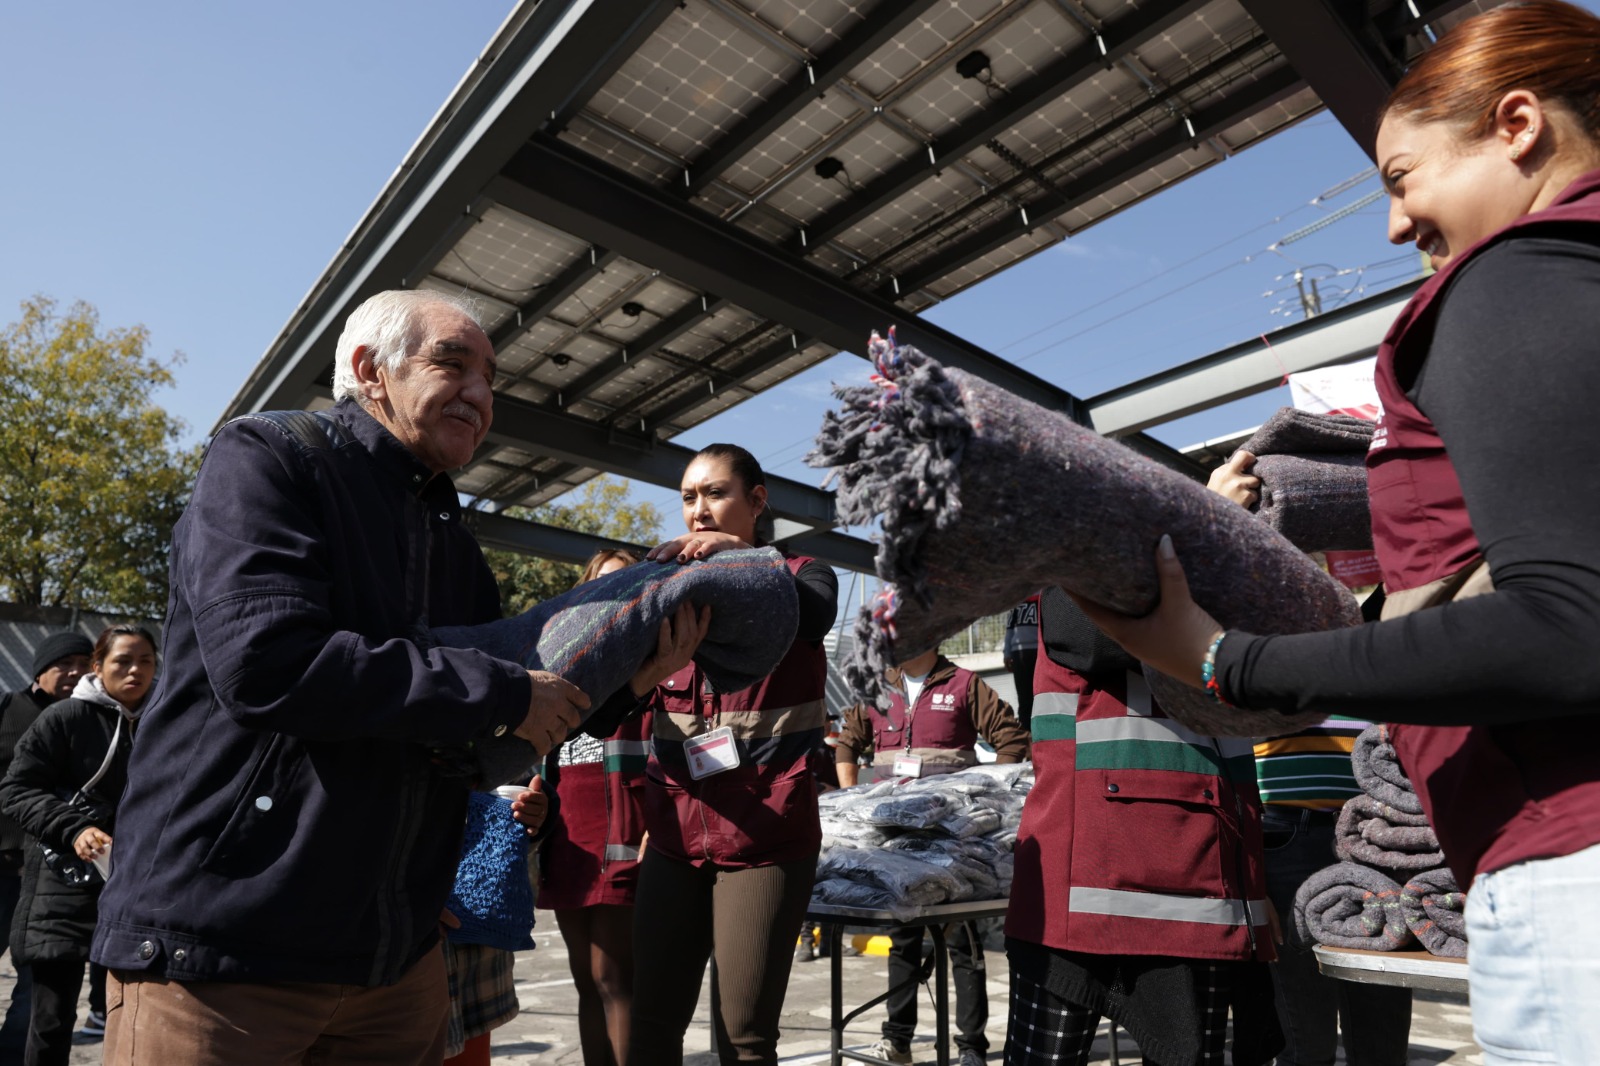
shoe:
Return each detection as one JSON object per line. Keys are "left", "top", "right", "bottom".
{"left": 865, "top": 1038, "right": 912, "bottom": 1064}
{"left": 958, "top": 1050, "right": 985, "bottom": 1066}
{"left": 793, "top": 937, "right": 815, "bottom": 963}
{"left": 79, "top": 1009, "right": 107, "bottom": 1040}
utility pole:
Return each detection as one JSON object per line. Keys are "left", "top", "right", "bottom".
{"left": 1293, "top": 268, "right": 1323, "bottom": 318}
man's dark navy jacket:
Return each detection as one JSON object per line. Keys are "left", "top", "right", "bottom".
{"left": 93, "top": 399, "right": 532, "bottom": 985}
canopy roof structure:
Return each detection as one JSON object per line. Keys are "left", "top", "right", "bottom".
{"left": 224, "top": 0, "right": 1485, "bottom": 571}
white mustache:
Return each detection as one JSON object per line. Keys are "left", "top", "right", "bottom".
{"left": 443, "top": 403, "right": 483, "bottom": 431}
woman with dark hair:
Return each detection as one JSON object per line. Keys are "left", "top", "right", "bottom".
{"left": 0, "top": 624, "right": 156, "bottom": 1066}
{"left": 540, "top": 548, "right": 647, "bottom": 1066}
{"left": 625, "top": 443, "right": 839, "bottom": 1066}
{"left": 1080, "top": 4, "right": 1600, "bottom": 1061}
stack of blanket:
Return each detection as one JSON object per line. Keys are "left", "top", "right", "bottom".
{"left": 1293, "top": 724, "right": 1468, "bottom": 958}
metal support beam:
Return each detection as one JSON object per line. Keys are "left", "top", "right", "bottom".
{"left": 886, "top": 64, "right": 1304, "bottom": 297}
{"left": 1085, "top": 280, "right": 1420, "bottom": 436}
{"left": 488, "top": 246, "right": 619, "bottom": 353}
{"left": 683, "top": 0, "right": 941, "bottom": 196}
{"left": 796, "top": 0, "right": 1211, "bottom": 255}
{"left": 487, "top": 394, "right": 840, "bottom": 527}
{"left": 489, "top": 136, "right": 1203, "bottom": 477}
{"left": 644, "top": 331, "right": 816, "bottom": 433}
{"left": 557, "top": 295, "right": 732, "bottom": 409}
{"left": 1237, "top": 0, "right": 1397, "bottom": 159}
{"left": 225, "top": 0, "right": 683, "bottom": 423}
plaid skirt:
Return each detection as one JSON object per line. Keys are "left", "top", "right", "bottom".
{"left": 444, "top": 940, "right": 520, "bottom": 1057}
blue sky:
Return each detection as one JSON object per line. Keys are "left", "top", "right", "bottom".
{"left": 2, "top": 2, "right": 1567, "bottom": 529}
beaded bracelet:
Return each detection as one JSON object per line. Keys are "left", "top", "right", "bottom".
{"left": 1199, "top": 632, "right": 1230, "bottom": 705}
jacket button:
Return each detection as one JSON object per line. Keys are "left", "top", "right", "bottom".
{"left": 255, "top": 796, "right": 273, "bottom": 812}
{"left": 1106, "top": 783, "right": 1119, "bottom": 793}
{"left": 493, "top": 724, "right": 507, "bottom": 737}
{"left": 438, "top": 512, "right": 450, "bottom": 521}
{"left": 137, "top": 941, "right": 155, "bottom": 960}
{"left": 1203, "top": 789, "right": 1215, "bottom": 800}
{"left": 173, "top": 949, "right": 187, "bottom": 962}
{"left": 666, "top": 680, "right": 675, "bottom": 688}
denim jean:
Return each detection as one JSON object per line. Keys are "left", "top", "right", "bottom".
{"left": 1466, "top": 841, "right": 1600, "bottom": 1064}
{"left": 1261, "top": 806, "right": 1412, "bottom": 1066}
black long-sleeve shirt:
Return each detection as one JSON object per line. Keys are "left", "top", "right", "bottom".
{"left": 1218, "top": 235, "right": 1600, "bottom": 724}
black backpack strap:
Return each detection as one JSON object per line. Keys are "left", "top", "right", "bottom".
{"left": 230, "top": 410, "right": 354, "bottom": 454}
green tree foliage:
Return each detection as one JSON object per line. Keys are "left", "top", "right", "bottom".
{"left": 485, "top": 476, "right": 667, "bottom": 615}
{"left": 0, "top": 296, "right": 202, "bottom": 616}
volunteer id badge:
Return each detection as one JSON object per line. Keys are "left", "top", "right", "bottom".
{"left": 892, "top": 753, "right": 924, "bottom": 779}
{"left": 685, "top": 726, "right": 741, "bottom": 780}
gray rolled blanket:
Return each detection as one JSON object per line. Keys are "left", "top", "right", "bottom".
{"left": 1400, "top": 867, "right": 1468, "bottom": 958}
{"left": 1240, "top": 409, "right": 1375, "bottom": 553}
{"left": 1334, "top": 793, "right": 1444, "bottom": 872}
{"left": 430, "top": 548, "right": 798, "bottom": 785}
{"left": 1351, "top": 724, "right": 1424, "bottom": 814}
{"left": 806, "top": 331, "right": 1360, "bottom": 737}
{"left": 1294, "top": 862, "right": 1415, "bottom": 951}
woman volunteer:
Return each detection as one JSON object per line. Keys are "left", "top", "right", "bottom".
{"left": 628, "top": 443, "right": 838, "bottom": 1066}
{"left": 1080, "top": 4, "right": 1600, "bottom": 1061}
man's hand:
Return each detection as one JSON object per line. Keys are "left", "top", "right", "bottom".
{"left": 1207, "top": 450, "right": 1261, "bottom": 509}
{"left": 515, "top": 672, "right": 589, "bottom": 755}
{"left": 73, "top": 827, "right": 111, "bottom": 862}
{"left": 511, "top": 777, "right": 550, "bottom": 837}
{"left": 628, "top": 602, "right": 712, "bottom": 697}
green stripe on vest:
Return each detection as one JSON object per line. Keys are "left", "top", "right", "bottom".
{"left": 605, "top": 754, "right": 649, "bottom": 775}
{"left": 1078, "top": 738, "right": 1256, "bottom": 781}
{"left": 1030, "top": 713, "right": 1077, "bottom": 743}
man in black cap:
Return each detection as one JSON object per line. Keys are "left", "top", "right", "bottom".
{"left": 0, "top": 631, "right": 92, "bottom": 1062}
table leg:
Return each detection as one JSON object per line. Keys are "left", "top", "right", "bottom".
{"left": 931, "top": 924, "right": 949, "bottom": 1066}
{"left": 831, "top": 925, "right": 844, "bottom": 1066}
{"left": 1107, "top": 1023, "right": 1119, "bottom": 1066}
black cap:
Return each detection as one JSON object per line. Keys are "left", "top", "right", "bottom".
{"left": 30, "top": 632, "right": 93, "bottom": 682}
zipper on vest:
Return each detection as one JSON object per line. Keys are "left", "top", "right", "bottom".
{"left": 1211, "top": 739, "right": 1258, "bottom": 957}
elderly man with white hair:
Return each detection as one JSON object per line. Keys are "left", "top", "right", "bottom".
{"left": 91, "top": 290, "right": 696, "bottom": 1064}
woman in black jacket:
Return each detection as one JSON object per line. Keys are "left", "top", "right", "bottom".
{"left": 0, "top": 624, "right": 155, "bottom": 1066}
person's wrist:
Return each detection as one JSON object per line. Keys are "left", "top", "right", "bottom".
{"left": 1199, "top": 629, "right": 1229, "bottom": 703}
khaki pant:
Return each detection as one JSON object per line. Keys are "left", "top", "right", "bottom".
{"left": 103, "top": 944, "right": 448, "bottom": 1066}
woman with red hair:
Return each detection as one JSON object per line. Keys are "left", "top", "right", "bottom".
{"left": 1083, "top": 4, "right": 1600, "bottom": 1062}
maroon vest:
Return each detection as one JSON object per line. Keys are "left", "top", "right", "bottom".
{"left": 867, "top": 664, "right": 980, "bottom": 758}
{"left": 1370, "top": 168, "right": 1600, "bottom": 881}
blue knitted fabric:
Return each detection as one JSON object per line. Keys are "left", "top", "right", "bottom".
{"left": 447, "top": 791, "right": 534, "bottom": 952}
{"left": 431, "top": 547, "right": 799, "bottom": 785}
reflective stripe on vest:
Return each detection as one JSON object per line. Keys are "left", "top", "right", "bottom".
{"left": 1029, "top": 691, "right": 1079, "bottom": 742}
{"left": 1076, "top": 712, "right": 1255, "bottom": 779}
{"left": 604, "top": 738, "right": 649, "bottom": 775}
{"left": 871, "top": 747, "right": 980, "bottom": 768}
{"left": 1069, "top": 887, "right": 1267, "bottom": 927}
{"left": 653, "top": 699, "right": 828, "bottom": 742}
{"left": 604, "top": 843, "right": 640, "bottom": 862}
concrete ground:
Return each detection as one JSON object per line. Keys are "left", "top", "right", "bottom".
{"left": 11, "top": 931, "right": 1482, "bottom": 1065}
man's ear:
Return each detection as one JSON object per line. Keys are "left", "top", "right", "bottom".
{"left": 350, "top": 345, "right": 387, "bottom": 404}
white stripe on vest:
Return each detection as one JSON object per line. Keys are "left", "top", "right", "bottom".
{"left": 1069, "top": 887, "right": 1266, "bottom": 926}
{"left": 1076, "top": 714, "right": 1255, "bottom": 758}
{"left": 604, "top": 844, "right": 640, "bottom": 862}
{"left": 1030, "top": 692, "right": 1080, "bottom": 717}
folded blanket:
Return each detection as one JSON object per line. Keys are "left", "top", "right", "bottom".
{"left": 1335, "top": 793, "right": 1444, "bottom": 872}
{"left": 1240, "top": 409, "right": 1374, "bottom": 553}
{"left": 807, "top": 332, "right": 1361, "bottom": 737}
{"left": 431, "top": 548, "right": 799, "bottom": 785}
{"left": 1294, "top": 862, "right": 1414, "bottom": 951}
{"left": 1351, "top": 724, "right": 1424, "bottom": 814}
{"left": 1400, "top": 867, "right": 1468, "bottom": 958}
{"left": 1239, "top": 409, "right": 1374, "bottom": 552}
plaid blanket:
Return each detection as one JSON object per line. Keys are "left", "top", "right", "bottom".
{"left": 444, "top": 940, "right": 519, "bottom": 1058}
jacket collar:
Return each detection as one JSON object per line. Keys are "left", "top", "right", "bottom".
{"left": 329, "top": 399, "right": 463, "bottom": 512}
{"left": 885, "top": 654, "right": 959, "bottom": 695}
